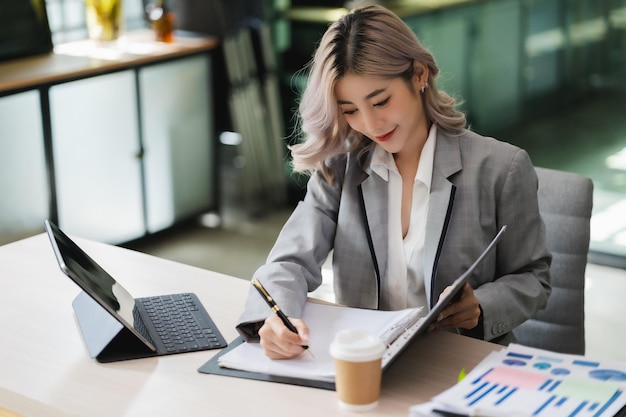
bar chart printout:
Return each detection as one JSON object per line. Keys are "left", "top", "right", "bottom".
{"left": 431, "top": 344, "right": 626, "bottom": 417}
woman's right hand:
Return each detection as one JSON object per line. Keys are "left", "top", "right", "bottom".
{"left": 258, "top": 315, "right": 310, "bottom": 359}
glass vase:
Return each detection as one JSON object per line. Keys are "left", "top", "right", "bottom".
{"left": 85, "top": 0, "right": 123, "bottom": 42}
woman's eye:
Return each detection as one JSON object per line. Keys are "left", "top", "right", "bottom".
{"left": 342, "top": 109, "right": 357, "bottom": 115}
{"left": 374, "top": 97, "right": 390, "bottom": 107}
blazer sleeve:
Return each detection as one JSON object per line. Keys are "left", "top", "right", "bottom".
{"left": 470, "top": 148, "right": 552, "bottom": 342}
{"left": 235, "top": 158, "right": 346, "bottom": 342}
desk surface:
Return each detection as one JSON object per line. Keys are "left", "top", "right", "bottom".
{"left": 0, "top": 30, "right": 219, "bottom": 94}
{"left": 0, "top": 234, "right": 499, "bottom": 417}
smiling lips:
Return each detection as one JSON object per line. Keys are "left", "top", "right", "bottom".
{"left": 375, "top": 127, "right": 396, "bottom": 142}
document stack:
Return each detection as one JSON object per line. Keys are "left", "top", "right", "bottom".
{"left": 411, "top": 343, "right": 626, "bottom": 417}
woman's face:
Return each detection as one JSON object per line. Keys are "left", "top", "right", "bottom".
{"left": 334, "top": 73, "right": 428, "bottom": 156}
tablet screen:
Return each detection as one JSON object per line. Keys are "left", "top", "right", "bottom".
{"left": 45, "top": 220, "right": 156, "bottom": 351}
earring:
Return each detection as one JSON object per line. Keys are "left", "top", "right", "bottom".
{"left": 420, "top": 82, "right": 428, "bottom": 94}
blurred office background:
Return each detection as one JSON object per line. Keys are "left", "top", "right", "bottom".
{"left": 1, "top": 0, "right": 625, "bottom": 360}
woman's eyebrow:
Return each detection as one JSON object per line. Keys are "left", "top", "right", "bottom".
{"left": 365, "top": 88, "right": 387, "bottom": 100}
{"left": 337, "top": 88, "right": 387, "bottom": 105}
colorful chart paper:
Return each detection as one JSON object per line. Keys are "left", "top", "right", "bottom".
{"left": 432, "top": 344, "right": 626, "bottom": 417}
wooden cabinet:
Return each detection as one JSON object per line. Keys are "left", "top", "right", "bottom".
{"left": 139, "top": 54, "right": 215, "bottom": 234}
{"left": 50, "top": 70, "right": 145, "bottom": 243}
{"left": 0, "top": 31, "right": 219, "bottom": 244}
{"left": 0, "top": 91, "right": 49, "bottom": 245}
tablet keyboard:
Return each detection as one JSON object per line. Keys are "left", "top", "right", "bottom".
{"left": 135, "top": 293, "right": 227, "bottom": 354}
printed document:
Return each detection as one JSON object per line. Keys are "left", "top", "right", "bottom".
{"left": 412, "top": 343, "right": 626, "bottom": 417}
{"left": 217, "top": 302, "right": 424, "bottom": 382}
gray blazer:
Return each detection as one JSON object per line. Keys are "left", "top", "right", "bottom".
{"left": 237, "top": 129, "right": 551, "bottom": 344}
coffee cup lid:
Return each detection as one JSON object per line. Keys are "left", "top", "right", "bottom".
{"left": 329, "top": 329, "right": 386, "bottom": 362}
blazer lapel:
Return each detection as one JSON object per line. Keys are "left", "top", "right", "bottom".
{"left": 355, "top": 131, "right": 464, "bottom": 308}
{"left": 359, "top": 172, "right": 389, "bottom": 304}
{"left": 423, "top": 131, "right": 462, "bottom": 306}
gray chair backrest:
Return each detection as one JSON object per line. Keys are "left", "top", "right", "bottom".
{"left": 512, "top": 167, "right": 593, "bottom": 355}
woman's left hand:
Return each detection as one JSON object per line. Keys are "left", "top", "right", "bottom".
{"left": 432, "top": 282, "right": 481, "bottom": 330}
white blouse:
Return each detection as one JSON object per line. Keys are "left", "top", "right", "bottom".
{"left": 370, "top": 124, "right": 437, "bottom": 310}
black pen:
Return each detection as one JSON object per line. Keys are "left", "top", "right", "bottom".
{"left": 251, "top": 278, "right": 314, "bottom": 357}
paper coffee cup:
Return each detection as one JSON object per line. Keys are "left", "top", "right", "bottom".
{"left": 330, "top": 329, "right": 386, "bottom": 412}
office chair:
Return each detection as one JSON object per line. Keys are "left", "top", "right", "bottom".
{"left": 512, "top": 167, "right": 593, "bottom": 355}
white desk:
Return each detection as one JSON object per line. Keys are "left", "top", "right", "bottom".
{"left": 0, "top": 234, "right": 498, "bottom": 417}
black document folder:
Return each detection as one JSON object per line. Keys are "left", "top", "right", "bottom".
{"left": 198, "top": 336, "right": 335, "bottom": 390}
{"left": 198, "top": 226, "right": 506, "bottom": 390}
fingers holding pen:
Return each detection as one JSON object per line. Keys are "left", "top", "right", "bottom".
{"left": 259, "top": 315, "right": 310, "bottom": 359}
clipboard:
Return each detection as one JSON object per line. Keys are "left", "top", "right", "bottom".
{"left": 382, "top": 225, "right": 507, "bottom": 368}
{"left": 198, "top": 336, "right": 335, "bottom": 390}
{"left": 199, "top": 226, "right": 507, "bottom": 389}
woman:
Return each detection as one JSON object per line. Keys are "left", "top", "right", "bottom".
{"left": 236, "top": 5, "right": 551, "bottom": 359}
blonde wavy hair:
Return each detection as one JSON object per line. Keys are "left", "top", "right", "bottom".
{"left": 289, "top": 5, "right": 467, "bottom": 182}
